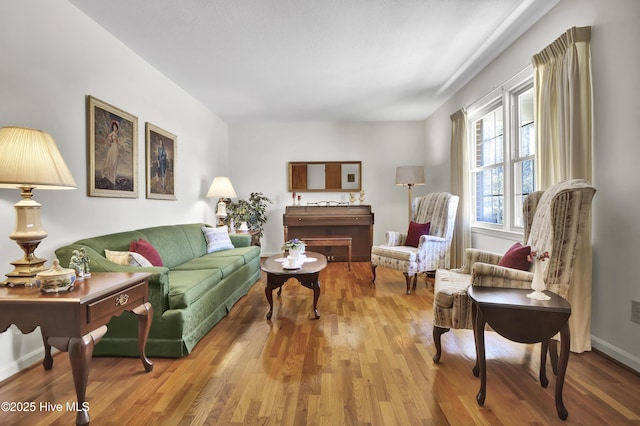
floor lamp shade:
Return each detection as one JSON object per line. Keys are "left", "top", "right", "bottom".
{"left": 207, "top": 176, "right": 237, "bottom": 226}
{"left": 0, "top": 126, "right": 77, "bottom": 286}
{"left": 395, "top": 166, "right": 425, "bottom": 223}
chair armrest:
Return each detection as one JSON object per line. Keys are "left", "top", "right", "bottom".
{"left": 471, "top": 262, "right": 533, "bottom": 289}
{"left": 384, "top": 231, "right": 407, "bottom": 246}
{"left": 453, "top": 248, "right": 503, "bottom": 274}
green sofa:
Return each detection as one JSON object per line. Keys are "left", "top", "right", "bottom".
{"left": 55, "top": 223, "right": 261, "bottom": 357}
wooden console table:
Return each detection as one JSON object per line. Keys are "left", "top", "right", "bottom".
{"left": 0, "top": 272, "right": 153, "bottom": 425}
{"left": 468, "top": 286, "right": 571, "bottom": 420}
{"left": 283, "top": 205, "right": 373, "bottom": 262}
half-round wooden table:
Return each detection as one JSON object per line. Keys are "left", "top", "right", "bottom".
{"left": 261, "top": 252, "right": 327, "bottom": 320}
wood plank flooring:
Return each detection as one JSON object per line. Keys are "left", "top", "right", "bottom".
{"left": 1, "top": 261, "right": 639, "bottom": 425}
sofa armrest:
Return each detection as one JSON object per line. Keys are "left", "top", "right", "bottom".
{"left": 229, "top": 233, "right": 251, "bottom": 247}
{"left": 55, "top": 244, "right": 171, "bottom": 313}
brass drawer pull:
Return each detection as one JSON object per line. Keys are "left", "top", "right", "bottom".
{"left": 115, "top": 294, "right": 129, "bottom": 307}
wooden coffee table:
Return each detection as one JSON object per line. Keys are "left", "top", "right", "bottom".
{"left": 0, "top": 272, "right": 153, "bottom": 425}
{"left": 261, "top": 252, "right": 327, "bottom": 320}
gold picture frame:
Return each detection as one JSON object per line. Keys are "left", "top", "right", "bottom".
{"left": 87, "top": 96, "right": 138, "bottom": 198}
{"left": 145, "top": 123, "right": 176, "bottom": 200}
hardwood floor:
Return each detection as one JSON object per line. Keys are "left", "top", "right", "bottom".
{"left": 1, "top": 261, "right": 639, "bottom": 425}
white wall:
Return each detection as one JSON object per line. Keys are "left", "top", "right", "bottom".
{"left": 424, "top": 0, "right": 640, "bottom": 371}
{"left": 0, "top": 0, "right": 227, "bottom": 381}
{"left": 228, "top": 122, "right": 427, "bottom": 255}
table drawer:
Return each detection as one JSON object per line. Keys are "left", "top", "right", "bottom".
{"left": 87, "top": 282, "right": 147, "bottom": 323}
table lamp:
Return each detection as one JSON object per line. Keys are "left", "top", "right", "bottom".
{"left": 395, "top": 166, "right": 425, "bottom": 224}
{"left": 207, "top": 176, "right": 237, "bottom": 226}
{"left": 0, "top": 126, "right": 77, "bottom": 286}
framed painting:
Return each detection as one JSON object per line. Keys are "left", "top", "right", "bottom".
{"left": 87, "top": 95, "right": 138, "bottom": 198}
{"left": 145, "top": 123, "right": 176, "bottom": 200}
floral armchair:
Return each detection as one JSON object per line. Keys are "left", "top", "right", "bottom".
{"left": 371, "top": 192, "right": 459, "bottom": 294}
{"left": 432, "top": 179, "right": 596, "bottom": 363}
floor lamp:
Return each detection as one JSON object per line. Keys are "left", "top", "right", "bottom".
{"left": 395, "top": 166, "right": 425, "bottom": 224}
{"left": 0, "top": 126, "right": 77, "bottom": 286}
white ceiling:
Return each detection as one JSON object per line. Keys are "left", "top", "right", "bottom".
{"left": 69, "top": 0, "right": 556, "bottom": 122}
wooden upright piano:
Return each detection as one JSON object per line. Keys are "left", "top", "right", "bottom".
{"left": 283, "top": 205, "right": 374, "bottom": 262}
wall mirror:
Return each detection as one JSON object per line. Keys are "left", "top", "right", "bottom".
{"left": 288, "top": 161, "right": 361, "bottom": 192}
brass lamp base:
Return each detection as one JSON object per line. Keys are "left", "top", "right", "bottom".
{"left": 3, "top": 241, "right": 47, "bottom": 287}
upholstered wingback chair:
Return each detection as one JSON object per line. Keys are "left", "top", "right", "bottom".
{"left": 371, "top": 192, "right": 459, "bottom": 294}
{"left": 432, "top": 179, "right": 596, "bottom": 363}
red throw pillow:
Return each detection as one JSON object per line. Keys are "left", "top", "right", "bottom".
{"left": 130, "top": 239, "right": 163, "bottom": 267}
{"left": 405, "top": 221, "right": 431, "bottom": 248}
{"left": 497, "top": 242, "right": 531, "bottom": 271}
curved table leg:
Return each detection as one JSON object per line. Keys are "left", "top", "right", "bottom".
{"left": 299, "top": 272, "right": 321, "bottom": 319}
{"left": 555, "top": 322, "right": 571, "bottom": 420}
{"left": 432, "top": 326, "right": 449, "bottom": 364}
{"left": 132, "top": 302, "right": 154, "bottom": 372}
{"left": 265, "top": 274, "right": 289, "bottom": 320}
{"left": 474, "top": 304, "right": 487, "bottom": 406}
{"left": 540, "top": 339, "right": 549, "bottom": 388}
{"left": 48, "top": 325, "right": 108, "bottom": 426}
{"left": 40, "top": 329, "right": 53, "bottom": 370}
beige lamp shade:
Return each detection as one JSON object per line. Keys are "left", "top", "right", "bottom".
{"left": 0, "top": 126, "right": 77, "bottom": 287}
{"left": 206, "top": 176, "right": 237, "bottom": 199}
{"left": 395, "top": 166, "right": 425, "bottom": 186}
{"left": 0, "top": 126, "right": 77, "bottom": 189}
{"left": 207, "top": 176, "right": 237, "bottom": 226}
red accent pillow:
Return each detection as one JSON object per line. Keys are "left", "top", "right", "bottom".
{"left": 497, "top": 242, "right": 531, "bottom": 271}
{"left": 130, "top": 239, "right": 163, "bottom": 267}
{"left": 405, "top": 221, "right": 431, "bottom": 248}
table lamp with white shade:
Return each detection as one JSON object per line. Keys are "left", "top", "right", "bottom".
{"left": 0, "top": 126, "right": 77, "bottom": 286}
{"left": 395, "top": 166, "right": 425, "bottom": 224}
{"left": 207, "top": 176, "right": 237, "bottom": 227}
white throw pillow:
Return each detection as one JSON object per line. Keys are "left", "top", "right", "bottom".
{"left": 202, "top": 226, "right": 234, "bottom": 253}
{"left": 105, "top": 249, "right": 153, "bottom": 267}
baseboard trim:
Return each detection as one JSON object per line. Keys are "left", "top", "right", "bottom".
{"left": 0, "top": 347, "right": 46, "bottom": 383}
{"left": 591, "top": 335, "right": 640, "bottom": 375}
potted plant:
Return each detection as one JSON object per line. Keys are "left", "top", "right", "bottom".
{"left": 224, "top": 192, "right": 272, "bottom": 237}
{"left": 282, "top": 238, "right": 306, "bottom": 258}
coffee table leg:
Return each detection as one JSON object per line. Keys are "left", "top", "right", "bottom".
{"left": 265, "top": 283, "right": 274, "bottom": 320}
{"left": 40, "top": 329, "right": 53, "bottom": 370}
{"left": 132, "top": 302, "right": 154, "bottom": 372}
{"left": 556, "top": 322, "right": 570, "bottom": 420}
{"left": 312, "top": 280, "right": 320, "bottom": 319}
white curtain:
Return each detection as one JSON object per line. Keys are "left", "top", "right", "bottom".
{"left": 532, "top": 26, "right": 593, "bottom": 352}
{"left": 449, "top": 109, "right": 470, "bottom": 269}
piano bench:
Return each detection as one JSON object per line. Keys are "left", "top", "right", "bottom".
{"left": 302, "top": 236, "right": 352, "bottom": 271}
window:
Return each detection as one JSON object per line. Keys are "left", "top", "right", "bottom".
{"left": 469, "top": 80, "right": 535, "bottom": 232}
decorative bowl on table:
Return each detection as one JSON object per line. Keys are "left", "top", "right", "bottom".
{"left": 36, "top": 259, "right": 77, "bottom": 293}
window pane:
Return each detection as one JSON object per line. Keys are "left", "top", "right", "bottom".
{"left": 474, "top": 106, "right": 503, "bottom": 167}
{"left": 518, "top": 88, "right": 534, "bottom": 157}
{"left": 474, "top": 166, "right": 504, "bottom": 224}
{"left": 513, "top": 159, "right": 535, "bottom": 227}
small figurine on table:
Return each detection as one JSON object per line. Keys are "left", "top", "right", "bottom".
{"left": 69, "top": 250, "right": 84, "bottom": 279}
{"left": 80, "top": 247, "right": 91, "bottom": 278}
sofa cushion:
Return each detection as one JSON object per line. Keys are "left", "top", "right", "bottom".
{"left": 202, "top": 226, "right": 234, "bottom": 253}
{"left": 167, "top": 269, "right": 223, "bottom": 309}
{"left": 173, "top": 255, "right": 245, "bottom": 278}
{"left": 105, "top": 249, "right": 153, "bottom": 267}
{"left": 371, "top": 245, "right": 417, "bottom": 262}
{"left": 204, "top": 245, "right": 261, "bottom": 264}
{"left": 130, "top": 239, "right": 163, "bottom": 266}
